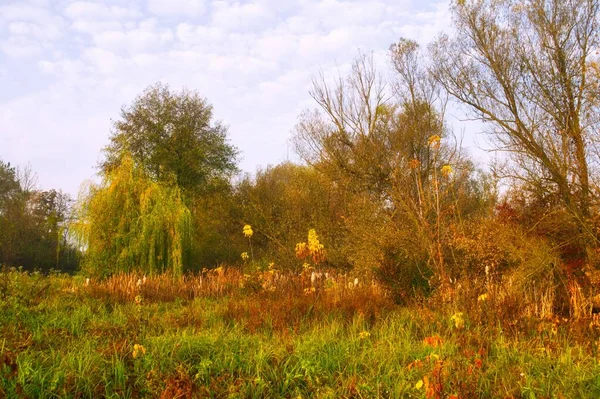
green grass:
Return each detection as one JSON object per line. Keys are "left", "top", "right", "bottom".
{"left": 1, "top": 270, "right": 600, "bottom": 398}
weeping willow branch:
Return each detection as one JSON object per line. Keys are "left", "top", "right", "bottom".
{"left": 72, "top": 155, "right": 191, "bottom": 277}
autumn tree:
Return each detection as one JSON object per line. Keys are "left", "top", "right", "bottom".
{"left": 0, "top": 161, "right": 78, "bottom": 271}
{"left": 430, "top": 0, "right": 600, "bottom": 254}
{"left": 236, "top": 162, "right": 348, "bottom": 269}
{"left": 293, "top": 52, "right": 488, "bottom": 298}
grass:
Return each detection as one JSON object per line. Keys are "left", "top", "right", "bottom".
{"left": 1, "top": 267, "right": 600, "bottom": 398}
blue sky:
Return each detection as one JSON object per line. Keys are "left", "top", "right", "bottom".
{"left": 0, "top": 0, "right": 483, "bottom": 196}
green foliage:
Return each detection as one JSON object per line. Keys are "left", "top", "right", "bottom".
{"left": 73, "top": 155, "right": 191, "bottom": 277}
{"left": 102, "top": 82, "right": 238, "bottom": 198}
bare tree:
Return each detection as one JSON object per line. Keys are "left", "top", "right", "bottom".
{"left": 430, "top": 0, "right": 600, "bottom": 244}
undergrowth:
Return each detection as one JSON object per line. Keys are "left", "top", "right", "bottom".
{"left": 1, "top": 267, "right": 600, "bottom": 398}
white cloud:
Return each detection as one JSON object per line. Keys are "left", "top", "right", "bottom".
{"left": 64, "top": 2, "right": 141, "bottom": 20}
{"left": 0, "top": 36, "right": 42, "bottom": 57}
{"left": 147, "top": 0, "right": 206, "bottom": 17}
{"left": 89, "top": 20, "right": 174, "bottom": 53}
{"left": 211, "top": 1, "right": 272, "bottom": 31}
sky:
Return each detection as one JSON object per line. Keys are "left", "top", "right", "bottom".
{"left": 0, "top": 0, "right": 483, "bottom": 197}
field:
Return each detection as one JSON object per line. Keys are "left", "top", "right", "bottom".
{"left": 1, "top": 267, "right": 600, "bottom": 399}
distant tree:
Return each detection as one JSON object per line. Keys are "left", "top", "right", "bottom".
{"left": 0, "top": 160, "right": 79, "bottom": 271}
{"left": 430, "top": 0, "right": 600, "bottom": 251}
{"left": 0, "top": 161, "right": 20, "bottom": 208}
{"left": 102, "top": 83, "right": 238, "bottom": 199}
{"left": 0, "top": 161, "right": 22, "bottom": 265}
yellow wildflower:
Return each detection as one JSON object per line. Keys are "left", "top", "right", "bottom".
{"left": 295, "top": 242, "right": 308, "bottom": 258}
{"left": 134, "top": 295, "right": 143, "bottom": 305}
{"left": 243, "top": 224, "right": 253, "bottom": 238}
{"left": 428, "top": 135, "right": 441, "bottom": 149}
{"left": 241, "top": 252, "right": 249, "bottom": 261}
{"left": 132, "top": 344, "right": 146, "bottom": 359}
{"left": 478, "top": 293, "right": 489, "bottom": 303}
{"left": 441, "top": 164, "right": 453, "bottom": 177}
{"left": 451, "top": 312, "right": 465, "bottom": 329}
{"left": 359, "top": 331, "right": 371, "bottom": 339}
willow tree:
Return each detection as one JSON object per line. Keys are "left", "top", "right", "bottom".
{"left": 73, "top": 155, "right": 191, "bottom": 277}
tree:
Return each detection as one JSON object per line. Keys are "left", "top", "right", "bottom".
{"left": 73, "top": 155, "right": 191, "bottom": 277}
{"left": 293, "top": 52, "right": 487, "bottom": 297}
{"left": 236, "top": 162, "right": 348, "bottom": 269}
{"left": 102, "top": 83, "right": 238, "bottom": 198}
{"left": 430, "top": 0, "right": 600, "bottom": 250}
{"left": 0, "top": 160, "right": 79, "bottom": 271}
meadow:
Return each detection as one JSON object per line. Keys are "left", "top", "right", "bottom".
{"left": 2, "top": 266, "right": 600, "bottom": 399}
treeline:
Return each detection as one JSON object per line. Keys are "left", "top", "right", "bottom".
{"left": 0, "top": 162, "right": 79, "bottom": 272}
{"left": 2, "top": 0, "right": 600, "bottom": 309}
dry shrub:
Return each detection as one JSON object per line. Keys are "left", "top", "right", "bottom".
{"left": 445, "top": 216, "right": 567, "bottom": 321}
{"left": 84, "top": 268, "right": 244, "bottom": 304}
{"left": 222, "top": 281, "right": 394, "bottom": 333}
{"left": 160, "top": 364, "right": 194, "bottom": 399}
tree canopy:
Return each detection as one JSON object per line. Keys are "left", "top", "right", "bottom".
{"left": 102, "top": 83, "right": 238, "bottom": 198}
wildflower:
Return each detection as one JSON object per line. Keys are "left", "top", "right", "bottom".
{"left": 295, "top": 242, "right": 309, "bottom": 258}
{"left": 408, "top": 158, "right": 421, "bottom": 169}
{"left": 423, "top": 335, "right": 443, "bottom": 347}
{"left": 450, "top": 312, "right": 465, "bottom": 329}
{"left": 441, "top": 164, "right": 453, "bottom": 177}
{"left": 407, "top": 359, "right": 423, "bottom": 370}
{"left": 241, "top": 252, "right": 249, "bottom": 261}
{"left": 303, "top": 287, "right": 316, "bottom": 295}
{"left": 415, "top": 379, "right": 424, "bottom": 389}
{"left": 132, "top": 344, "right": 146, "bottom": 359}
{"left": 243, "top": 224, "right": 253, "bottom": 238}
{"left": 307, "top": 229, "right": 325, "bottom": 260}
{"left": 359, "top": 331, "right": 371, "bottom": 339}
{"left": 428, "top": 135, "right": 441, "bottom": 149}
{"left": 477, "top": 293, "right": 489, "bottom": 303}
{"left": 135, "top": 295, "right": 143, "bottom": 305}
{"left": 85, "top": 278, "right": 90, "bottom": 286}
